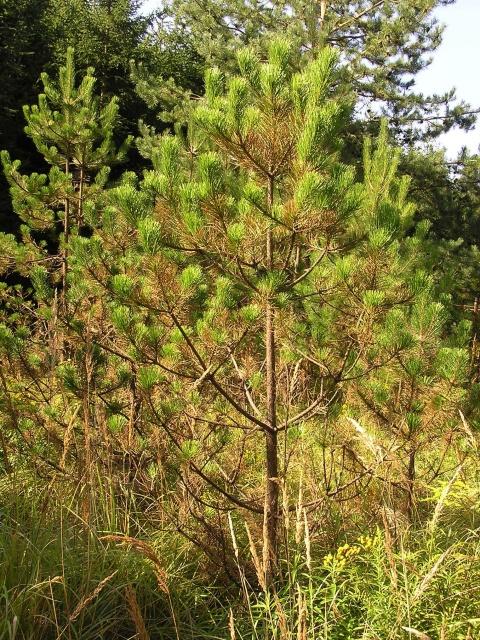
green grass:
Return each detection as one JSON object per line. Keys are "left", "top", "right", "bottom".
{"left": 0, "top": 472, "right": 217, "bottom": 640}
{"left": 1, "top": 470, "right": 480, "bottom": 640}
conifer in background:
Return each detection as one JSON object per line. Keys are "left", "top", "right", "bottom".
{"left": 0, "top": 0, "right": 54, "bottom": 234}
{"left": 144, "top": 0, "right": 474, "bottom": 142}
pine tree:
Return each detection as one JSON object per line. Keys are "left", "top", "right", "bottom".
{"left": 399, "top": 149, "right": 480, "bottom": 323}
{"left": 0, "top": 0, "right": 154, "bottom": 236}
{"left": 46, "top": 0, "right": 203, "bottom": 154}
{"left": 69, "top": 39, "right": 472, "bottom": 583}
{"left": 0, "top": 48, "right": 130, "bottom": 479}
{"left": 144, "top": 0, "right": 475, "bottom": 142}
{"left": 2, "top": 47, "right": 131, "bottom": 311}
{"left": 0, "top": 34, "right": 474, "bottom": 589}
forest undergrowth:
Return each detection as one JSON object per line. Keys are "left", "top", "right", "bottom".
{"left": 2, "top": 459, "right": 480, "bottom": 639}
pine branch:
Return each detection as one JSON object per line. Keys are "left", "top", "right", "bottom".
{"left": 331, "top": 0, "right": 385, "bottom": 35}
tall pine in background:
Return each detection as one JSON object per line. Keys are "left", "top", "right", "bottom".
{"left": 140, "top": 0, "right": 475, "bottom": 142}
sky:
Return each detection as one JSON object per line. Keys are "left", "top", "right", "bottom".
{"left": 416, "top": 0, "right": 480, "bottom": 157}
{"left": 141, "top": 0, "right": 480, "bottom": 157}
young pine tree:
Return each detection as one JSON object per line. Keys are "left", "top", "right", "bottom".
{"left": 0, "top": 48, "right": 130, "bottom": 478}
{"left": 69, "top": 40, "right": 472, "bottom": 583}
{"left": 2, "top": 46, "right": 130, "bottom": 307}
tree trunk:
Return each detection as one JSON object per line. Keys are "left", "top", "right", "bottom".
{"left": 264, "top": 175, "right": 279, "bottom": 584}
{"left": 406, "top": 448, "right": 416, "bottom": 522}
{"left": 78, "top": 165, "right": 84, "bottom": 224}
{"left": 61, "top": 158, "right": 70, "bottom": 319}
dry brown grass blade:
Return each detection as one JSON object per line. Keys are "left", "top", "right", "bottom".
{"left": 296, "top": 584, "right": 307, "bottom": 640}
{"left": 274, "top": 594, "right": 289, "bottom": 640}
{"left": 428, "top": 463, "right": 464, "bottom": 534}
{"left": 282, "top": 479, "right": 290, "bottom": 535}
{"left": 69, "top": 570, "right": 118, "bottom": 621}
{"left": 228, "top": 512, "right": 239, "bottom": 561}
{"left": 228, "top": 608, "right": 236, "bottom": 640}
{"left": 303, "top": 509, "right": 311, "bottom": 573}
{"left": 295, "top": 477, "right": 304, "bottom": 545}
{"left": 382, "top": 507, "right": 398, "bottom": 592}
{"left": 101, "top": 534, "right": 180, "bottom": 640}
{"left": 101, "top": 535, "right": 169, "bottom": 594}
{"left": 26, "top": 576, "right": 63, "bottom": 592}
{"left": 245, "top": 521, "right": 267, "bottom": 591}
{"left": 60, "top": 405, "right": 80, "bottom": 470}
{"left": 411, "top": 549, "right": 450, "bottom": 604}
{"left": 262, "top": 499, "right": 270, "bottom": 590}
{"left": 348, "top": 417, "right": 383, "bottom": 461}
{"left": 125, "top": 584, "right": 150, "bottom": 640}
{"left": 401, "top": 627, "right": 431, "bottom": 640}
{"left": 459, "top": 410, "right": 477, "bottom": 451}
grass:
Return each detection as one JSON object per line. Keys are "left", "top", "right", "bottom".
{"left": 1, "top": 468, "right": 480, "bottom": 640}
{"left": 226, "top": 488, "right": 480, "bottom": 640}
{"left": 0, "top": 472, "right": 218, "bottom": 640}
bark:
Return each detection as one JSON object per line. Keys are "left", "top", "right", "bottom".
{"left": 264, "top": 175, "right": 279, "bottom": 584}
{"left": 61, "top": 158, "right": 70, "bottom": 319}
{"left": 78, "top": 165, "right": 84, "bottom": 224}
{"left": 406, "top": 448, "right": 416, "bottom": 522}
